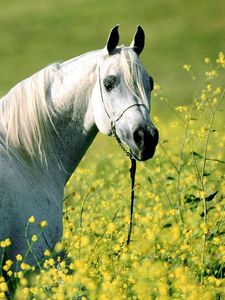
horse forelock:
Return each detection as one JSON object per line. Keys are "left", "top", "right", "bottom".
{"left": 119, "top": 48, "right": 149, "bottom": 109}
{"left": 0, "top": 65, "right": 57, "bottom": 165}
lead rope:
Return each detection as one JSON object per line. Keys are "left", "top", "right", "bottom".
{"left": 111, "top": 123, "right": 136, "bottom": 246}
{"left": 127, "top": 158, "right": 136, "bottom": 246}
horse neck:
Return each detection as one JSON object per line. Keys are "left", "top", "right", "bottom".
{"left": 49, "top": 51, "right": 100, "bottom": 183}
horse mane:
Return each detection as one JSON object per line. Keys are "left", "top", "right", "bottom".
{"left": 120, "top": 48, "right": 149, "bottom": 110}
{"left": 0, "top": 64, "right": 57, "bottom": 165}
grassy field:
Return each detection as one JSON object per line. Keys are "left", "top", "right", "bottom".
{"left": 0, "top": 0, "right": 224, "bottom": 99}
{"left": 0, "top": 0, "right": 225, "bottom": 299}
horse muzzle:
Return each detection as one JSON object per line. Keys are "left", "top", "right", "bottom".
{"left": 131, "top": 126, "right": 159, "bottom": 161}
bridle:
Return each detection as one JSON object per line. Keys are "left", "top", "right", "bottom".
{"left": 97, "top": 65, "right": 149, "bottom": 159}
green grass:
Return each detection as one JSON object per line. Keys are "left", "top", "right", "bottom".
{"left": 0, "top": 0, "right": 224, "bottom": 100}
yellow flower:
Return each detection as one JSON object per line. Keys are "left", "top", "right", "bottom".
{"left": 106, "top": 223, "right": 115, "bottom": 234}
{"left": 55, "top": 241, "right": 63, "bottom": 253}
{"left": 3, "top": 265, "right": 10, "bottom": 272}
{"left": 215, "top": 279, "right": 222, "bottom": 287}
{"left": 199, "top": 191, "right": 206, "bottom": 199}
{"left": 28, "top": 216, "right": 36, "bottom": 223}
{"left": 113, "top": 244, "right": 121, "bottom": 252}
{"left": 48, "top": 258, "right": 55, "bottom": 266}
{"left": 31, "top": 235, "right": 38, "bottom": 242}
{"left": 175, "top": 105, "right": 188, "bottom": 112}
{"left": 39, "top": 220, "right": 48, "bottom": 228}
{"left": 201, "top": 93, "right": 206, "bottom": 101}
{"left": 5, "top": 260, "right": 13, "bottom": 267}
{"left": 20, "top": 263, "right": 31, "bottom": 271}
{"left": 20, "top": 278, "right": 28, "bottom": 287}
{"left": 44, "top": 249, "right": 51, "bottom": 257}
{"left": 216, "top": 51, "right": 225, "bottom": 67}
{"left": 0, "top": 241, "right": 6, "bottom": 248}
{"left": 14, "top": 271, "right": 23, "bottom": 278}
{"left": 16, "top": 254, "right": 23, "bottom": 261}
{"left": 0, "top": 292, "right": 6, "bottom": 298}
{"left": 154, "top": 83, "right": 161, "bottom": 91}
{"left": 205, "top": 70, "right": 218, "bottom": 78}
{"left": 206, "top": 84, "right": 212, "bottom": 91}
{"left": 204, "top": 57, "right": 210, "bottom": 64}
{"left": 22, "top": 287, "right": 30, "bottom": 297}
{"left": 183, "top": 64, "right": 191, "bottom": 72}
{"left": 213, "top": 86, "right": 221, "bottom": 95}
{"left": 5, "top": 238, "right": 11, "bottom": 247}
{"left": 212, "top": 237, "right": 221, "bottom": 245}
{"left": 200, "top": 223, "right": 208, "bottom": 234}
{"left": 0, "top": 282, "right": 8, "bottom": 292}
{"left": 0, "top": 238, "right": 11, "bottom": 248}
{"left": 80, "top": 236, "right": 89, "bottom": 247}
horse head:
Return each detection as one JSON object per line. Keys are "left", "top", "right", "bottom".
{"left": 91, "top": 25, "right": 159, "bottom": 161}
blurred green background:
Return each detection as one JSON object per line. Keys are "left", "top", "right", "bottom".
{"left": 0, "top": 0, "right": 224, "bottom": 154}
{"left": 1, "top": 0, "right": 224, "bottom": 95}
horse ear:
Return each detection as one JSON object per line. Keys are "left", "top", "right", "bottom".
{"left": 105, "top": 25, "right": 120, "bottom": 54}
{"left": 130, "top": 25, "right": 145, "bottom": 55}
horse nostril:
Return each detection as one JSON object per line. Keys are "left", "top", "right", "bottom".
{"left": 133, "top": 129, "right": 144, "bottom": 146}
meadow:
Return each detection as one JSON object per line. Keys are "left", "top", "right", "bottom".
{"left": 0, "top": 0, "right": 225, "bottom": 299}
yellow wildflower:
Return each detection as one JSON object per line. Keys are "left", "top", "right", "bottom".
{"left": 4, "top": 238, "right": 11, "bottom": 247}
{"left": 7, "top": 271, "right": 13, "bottom": 277}
{"left": 44, "top": 249, "right": 51, "bottom": 257}
{"left": 175, "top": 106, "right": 188, "bottom": 112}
{"left": 22, "top": 287, "right": 30, "bottom": 297}
{"left": 0, "top": 292, "right": 6, "bottom": 299}
{"left": 55, "top": 241, "right": 64, "bottom": 253}
{"left": 3, "top": 260, "right": 13, "bottom": 272}
{"left": 16, "top": 254, "right": 23, "bottom": 261}
{"left": 31, "top": 235, "right": 38, "bottom": 242}
{"left": 212, "top": 237, "right": 221, "bottom": 245}
{"left": 183, "top": 64, "right": 191, "bottom": 72}
{"left": 199, "top": 191, "right": 206, "bottom": 199}
{"left": 200, "top": 223, "right": 208, "bottom": 234}
{"left": 20, "top": 278, "right": 28, "bottom": 287}
{"left": 48, "top": 258, "right": 55, "bottom": 266}
{"left": 20, "top": 263, "right": 31, "bottom": 271}
{"left": 107, "top": 223, "right": 115, "bottom": 234}
{"left": 154, "top": 83, "right": 161, "bottom": 91}
{"left": 0, "top": 282, "right": 8, "bottom": 292}
{"left": 216, "top": 51, "right": 225, "bottom": 67}
{"left": 39, "top": 220, "right": 48, "bottom": 228}
{"left": 213, "top": 86, "right": 221, "bottom": 95}
{"left": 28, "top": 216, "right": 36, "bottom": 223}
{"left": 0, "top": 238, "right": 11, "bottom": 248}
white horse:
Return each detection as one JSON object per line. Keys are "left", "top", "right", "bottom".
{"left": 0, "top": 25, "right": 158, "bottom": 267}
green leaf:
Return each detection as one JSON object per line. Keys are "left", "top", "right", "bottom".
{"left": 162, "top": 223, "right": 172, "bottom": 229}
{"left": 192, "top": 151, "right": 203, "bottom": 158}
{"left": 205, "top": 191, "right": 218, "bottom": 201}
{"left": 167, "top": 176, "right": 175, "bottom": 180}
{"left": 184, "top": 194, "right": 200, "bottom": 204}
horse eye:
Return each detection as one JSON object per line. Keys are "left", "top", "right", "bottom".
{"left": 149, "top": 76, "right": 154, "bottom": 91}
{"left": 103, "top": 76, "right": 116, "bottom": 92}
